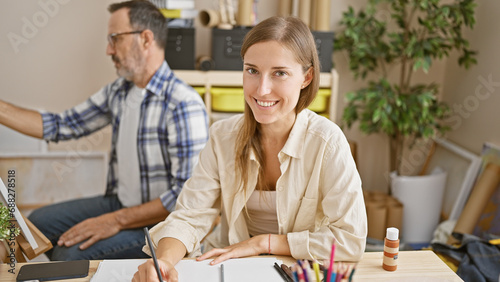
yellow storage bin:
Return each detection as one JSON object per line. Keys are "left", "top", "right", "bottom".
{"left": 193, "top": 87, "right": 205, "bottom": 98}
{"left": 319, "top": 113, "right": 330, "bottom": 119}
{"left": 308, "top": 89, "right": 330, "bottom": 112}
{"left": 210, "top": 87, "right": 329, "bottom": 113}
{"left": 211, "top": 87, "right": 245, "bottom": 112}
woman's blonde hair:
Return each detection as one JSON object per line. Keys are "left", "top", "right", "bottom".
{"left": 235, "top": 16, "right": 320, "bottom": 193}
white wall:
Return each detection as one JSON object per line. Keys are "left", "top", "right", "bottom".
{"left": 441, "top": 1, "right": 500, "bottom": 154}
{"left": 0, "top": 0, "right": 116, "bottom": 153}
{"left": 2, "top": 0, "right": 495, "bottom": 195}
{"left": 1, "top": 1, "right": 115, "bottom": 112}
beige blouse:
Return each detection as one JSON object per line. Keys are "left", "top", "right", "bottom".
{"left": 147, "top": 109, "right": 367, "bottom": 261}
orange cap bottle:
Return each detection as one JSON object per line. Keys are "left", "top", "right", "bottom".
{"left": 382, "top": 227, "right": 399, "bottom": 271}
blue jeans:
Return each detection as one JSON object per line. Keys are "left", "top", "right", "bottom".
{"left": 28, "top": 195, "right": 151, "bottom": 261}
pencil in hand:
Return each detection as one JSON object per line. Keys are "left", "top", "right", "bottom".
{"left": 143, "top": 227, "right": 164, "bottom": 282}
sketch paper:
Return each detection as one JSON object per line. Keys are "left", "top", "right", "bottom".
{"left": 90, "top": 257, "right": 284, "bottom": 282}
{"left": 0, "top": 177, "right": 38, "bottom": 249}
{"left": 90, "top": 259, "right": 147, "bottom": 282}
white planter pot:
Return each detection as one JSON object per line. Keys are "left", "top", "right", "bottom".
{"left": 390, "top": 168, "right": 447, "bottom": 244}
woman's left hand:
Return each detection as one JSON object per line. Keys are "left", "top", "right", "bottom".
{"left": 196, "top": 234, "right": 268, "bottom": 265}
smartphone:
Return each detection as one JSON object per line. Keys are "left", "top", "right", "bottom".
{"left": 16, "top": 260, "right": 89, "bottom": 281}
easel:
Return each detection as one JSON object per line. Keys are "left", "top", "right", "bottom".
{"left": 0, "top": 176, "right": 53, "bottom": 263}
{"left": 1, "top": 215, "right": 52, "bottom": 263}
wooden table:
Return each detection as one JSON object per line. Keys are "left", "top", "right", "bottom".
{"left": 0, "top": 250, "right": 462, "bottom": 281}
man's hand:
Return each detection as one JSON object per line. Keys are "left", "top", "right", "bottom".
{"left": 57, "top": 212, "right": 121, "bottom": 250}
{"left": 57, "top": 199, "right": 169, "bottom": 250}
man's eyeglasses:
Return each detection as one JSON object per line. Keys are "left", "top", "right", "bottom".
{"left": 107, "top": 30, "right": 144, "bottom": 48}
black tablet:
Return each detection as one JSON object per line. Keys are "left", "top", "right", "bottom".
{"left": 16, "top": 260, "right": 89, "bottom": 281}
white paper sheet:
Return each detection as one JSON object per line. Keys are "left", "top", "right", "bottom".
{"left": 90, "top": 259, "right": 147, "bottom": 282}
{"left": 90, "top": 257, "right": 284, "bottom": 282}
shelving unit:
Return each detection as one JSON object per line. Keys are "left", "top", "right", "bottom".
{"left": 174, "top": 69, "right": 339, "bottom": 123}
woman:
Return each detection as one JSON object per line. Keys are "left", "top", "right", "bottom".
{"left": 133, "top": 16, "right": 367, "bottom": 282}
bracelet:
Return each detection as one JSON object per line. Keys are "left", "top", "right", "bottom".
{"left": 268, "top": 234, "right": 271, "bottom": 255}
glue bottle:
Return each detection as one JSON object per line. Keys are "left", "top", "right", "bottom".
{"left": 382, "top": 227, "right": 399, "bottom": 271}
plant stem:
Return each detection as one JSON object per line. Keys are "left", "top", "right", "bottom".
{"left": 389, "top": 136, "right": 398, "bottom": 174}
{"left": 402, "top": 4, "right": 419, "bottom": 92}
{"left": 390, "top": 132, "right": 405, "bottom": 176}
{"left": 379, "top": 57, "right": 388, "bottom": 78}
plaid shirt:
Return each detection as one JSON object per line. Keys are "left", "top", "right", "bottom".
{"left": 41, "top": 62, "right": 209, "bottom": 212}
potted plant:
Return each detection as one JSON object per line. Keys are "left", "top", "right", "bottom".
{"left": 0, "top": 202, "right": 20, "bottom": 262}
{"left": 335, "top": 0, "right": 477, "bottom": 176}
{"left": 334, "top": 0, "right": 477, "bottom": 244}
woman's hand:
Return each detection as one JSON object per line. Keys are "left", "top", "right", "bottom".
{"left": 132, "top": 258, "right": 178, "bottom": 282}
{"left": 196, "top": 234, "right": 268, "bottom": 265}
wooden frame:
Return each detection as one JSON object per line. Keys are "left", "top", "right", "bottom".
{"left": 425, "top": 138, "right": 482, "bottom": 220}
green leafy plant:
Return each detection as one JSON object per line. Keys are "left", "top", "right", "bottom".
{"left": 0, "top": 203, "right": 19, "bottom": 241}
{"left": 334, "top": 0, "right": 477, "bottom": 175}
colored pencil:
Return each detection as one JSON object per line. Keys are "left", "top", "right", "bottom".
{"left": 326, "top": 241, "right": 336, "bottom": 282}
{"left": 312, "top": 260, "right": 321, "bottom": 282}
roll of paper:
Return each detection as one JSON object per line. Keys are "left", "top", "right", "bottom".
{"left": 278, "top": 0, "right": 292, "bottom": 17}
{"left": 237, "top": 0, "right": 253, "bottom": 26}
{"left": 367, "top": 202, "right": 387, "bottom": 240}
{"left": 449, "top": 163, "right": 500, "bottom": 244}
{"left": 386, "top": 200, "right": 404, "bottom": 232}
{"left": 309, "top": 0, "right": 317, "bottom": 30}
{"left": 298, "top": 0, "right": 311, "bottom": 26}
{"left": 315, "top": 0, "right": 331, "bottom": 31}
{"left": 199, "top": 9, "right": 220, "bottom": 28}
{"left": 219, "top": 0, "right": 229, "bottom": 25}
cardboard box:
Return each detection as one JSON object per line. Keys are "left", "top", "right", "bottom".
{"left": 211, "top": 28, "right": 334, "bottom": 72}
{"left": 312, "top": 31, "right": 334, "bottom": 72}
{"left": 211, "top": 27, "right": 251, "bottom": 71}
{"left": 165, "top": 27, "right": 195, "bottom": 70}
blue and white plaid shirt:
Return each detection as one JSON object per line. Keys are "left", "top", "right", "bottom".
{"left": 41, "top": 61, "right": 209, "bottom": 212}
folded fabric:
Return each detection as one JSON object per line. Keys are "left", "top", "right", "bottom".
{"left": 432, "top": 232, "right": 500, "bottom": 282}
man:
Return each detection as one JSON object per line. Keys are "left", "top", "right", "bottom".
{"left": 0, "top": 0, "right": 209, "bottom": 260}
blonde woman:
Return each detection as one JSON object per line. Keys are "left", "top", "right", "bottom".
{"left": 133, "top": 16, "right": 367, "bottom": 282}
